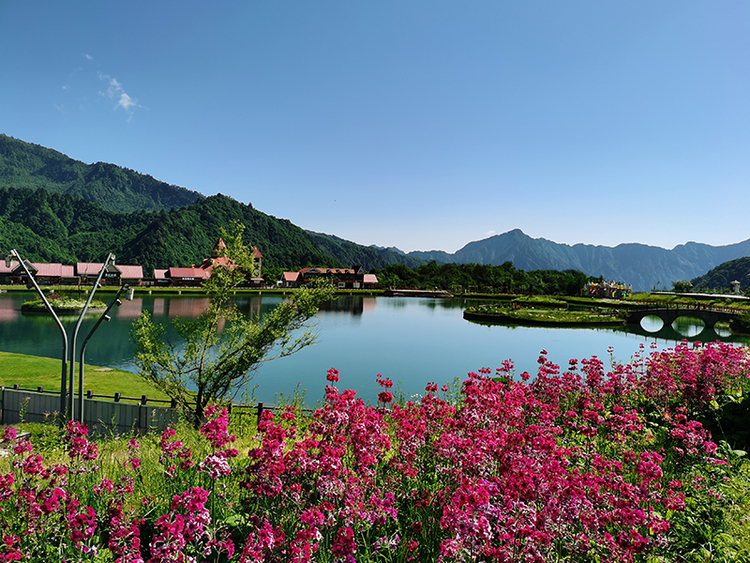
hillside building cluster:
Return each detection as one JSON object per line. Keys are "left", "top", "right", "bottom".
{"left": 0, "top": 260, "right": 145, "bottom": 287}
{"left": 0, "top": 238, "right": 379, "bottom": 289}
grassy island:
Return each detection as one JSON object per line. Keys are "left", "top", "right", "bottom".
{"left": 464, "top": 300, "right": 626, "bottom": 327}
{"left": 21, "top": 292, "right": 107, "bottom": 314}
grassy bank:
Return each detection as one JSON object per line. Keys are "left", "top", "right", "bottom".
{"left": 0, "top": 351, "right": 168, "bottom": 402}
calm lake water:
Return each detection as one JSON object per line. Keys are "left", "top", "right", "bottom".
{"left": 0, "top": 292, "right": 746, "bottom": 405}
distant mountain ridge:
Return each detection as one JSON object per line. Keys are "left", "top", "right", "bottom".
{"left": 404, "top": 229, "right": 750, "bottom": 291}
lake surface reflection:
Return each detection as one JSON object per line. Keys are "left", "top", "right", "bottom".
{"left": 0, "top": 292, "right": 746, "bottom": 404}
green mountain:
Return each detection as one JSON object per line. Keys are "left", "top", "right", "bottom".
{"left": 0, "top": 134, "right": 203, "bottom": 213}
{"left": 305, "top": 231, "right": 427, "bottom": 269}
{"left": 0, "top": 134, "right": 428, "bottom": 272}
{"left": 0, "top": 188, "right": 336, "bottom": 273}
{"left": 0, "top": 187, "right": 154, "bottom": 264}
{"left": 119, "top": 194, "right": 336, "bottom": 272}
{"left": 691, "top": 257, "right": 750, "bottom": 292}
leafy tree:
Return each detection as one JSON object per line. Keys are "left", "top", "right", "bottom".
{"left": 130, "top": 222, "right": 335, "bottom": 426}
{"left": 672, "top": 280, "right": 693, "bottom": 293}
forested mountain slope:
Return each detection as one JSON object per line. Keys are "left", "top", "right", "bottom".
{"left": 0, "top": 188, "right": 336, "bottom": 273}
{"left": 119, "top": 194, "right": 336, "bottom": 272}
{"left": 691, "top": 257, "right": 750, "bottom": 291}
{"left": 0, "top": 134, "right": 203, "bottom": 213}
{"left": 0, "top": 187, "right": 153, "bottom": 264}
{"left": 305, "top": 231, "right": 427, "bottom": 269}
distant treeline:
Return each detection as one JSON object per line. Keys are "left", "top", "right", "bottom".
{"left": 371, "top": 261, "right": 590, "bottom": 296}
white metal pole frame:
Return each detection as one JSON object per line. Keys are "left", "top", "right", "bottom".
{"left": 68, "top": 253, "right": 115, "bottom": 419}
{"left": 77, "top": 284, "right": 134, "bottom": 422}
{"left": 5, "top": 249, "right": 70, "bottom": 419}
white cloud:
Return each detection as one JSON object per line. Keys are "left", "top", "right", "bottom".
{"left": 117, "top": 92, "right": 138, "bottom": 111}
{"left": 100, "top": 74, "right": 140, "bottom": 121}
{"left": 83, "top": 53, "right": 94, "bottom": 61}
{"left": 485, "top": 230, "right": 496, "bottom": 237}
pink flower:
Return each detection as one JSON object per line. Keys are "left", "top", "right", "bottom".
{"left": 376, "top": 374, "right": 394, "bottom": 389}
{"left": 331, "top": 527, "right": 356, "bottom": 558}
{"left": 200, "top": 406, "right": 235, "bottom": 450}
{"left": 199, "top": 453, "right": 231, "bottom": 480}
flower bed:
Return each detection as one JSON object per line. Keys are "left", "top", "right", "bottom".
{"left": 1, "top": 342, "right": 749, "bottom": 562}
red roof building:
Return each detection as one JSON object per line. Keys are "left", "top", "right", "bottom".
{"left": 76, "top": 263, "right": 144, "bottom": 285}
{"left": 164, "top": 238, "right": 264, "bottom": 286}
{"left": 0, "top": 261, "right": 77, "bottom": 285}
{"left": 281, "top": 266, "right": 378, "bottom": 289}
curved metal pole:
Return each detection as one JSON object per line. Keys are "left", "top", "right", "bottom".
{"left": 8, "top": 250, "right": 70, "bottom": 419}
{"left": 69, "top": 253, "right": 115, "bottom": 418}
{"left": 77, "top": 284, "right": 129, "bottom": 422}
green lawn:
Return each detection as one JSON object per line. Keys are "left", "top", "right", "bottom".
{"left": 0, "top": 351, "right": 169, "bottom": 402}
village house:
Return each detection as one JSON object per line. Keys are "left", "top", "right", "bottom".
{"left": 76, "top": 262, "right": 144, "bottom": 286}
{"left": 281, "top": 266, "right": 378, "bottom": 289}
{"left": 0, "top": 261, "right": 77, "bottom": 285}
{"left": 158, "top": 239, "right": 264, "bottom": 287}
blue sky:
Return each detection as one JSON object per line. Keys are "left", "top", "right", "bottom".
{"left": 2, "top": 1, "right": 749, "bottom": 253}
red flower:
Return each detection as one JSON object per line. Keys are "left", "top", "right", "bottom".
{"left": 331, "top": 526, "right": 356, "bottom": 557}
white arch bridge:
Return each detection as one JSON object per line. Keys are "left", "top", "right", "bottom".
{"left": 626, "top": 307, "right": 737, "bottom": 335}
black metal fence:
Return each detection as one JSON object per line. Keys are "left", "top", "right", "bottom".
{"left": 0, "top": 386, "right": 309, "bottom": 435}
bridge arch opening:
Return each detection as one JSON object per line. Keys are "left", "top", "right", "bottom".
{"left": 672, "top": 316, "right": 705, "bottom": 338}
{"left": 640, "top": 315, "right": 664, "bottom": 333}
{"left": 715, "top": 321, "right": 732, "bottom": 338}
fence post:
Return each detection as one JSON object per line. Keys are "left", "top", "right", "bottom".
{"left": 114, "top": 393, "right": 121, "bottom": 403}
{"left": 86, "top": 390, "right": 93, "bottom": 399}
{"left": 256, "top": 402, "right": 264, "bottom": 427}
{"left": 142, "top": 395, "right": 151, "bottom": 432}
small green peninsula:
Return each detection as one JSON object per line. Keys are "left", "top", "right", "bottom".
{"left": 21, "top": 292, "right": 107, "bottom": 315}
{"left": 463, "top": 298, "right": 625, "bottom": 327}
